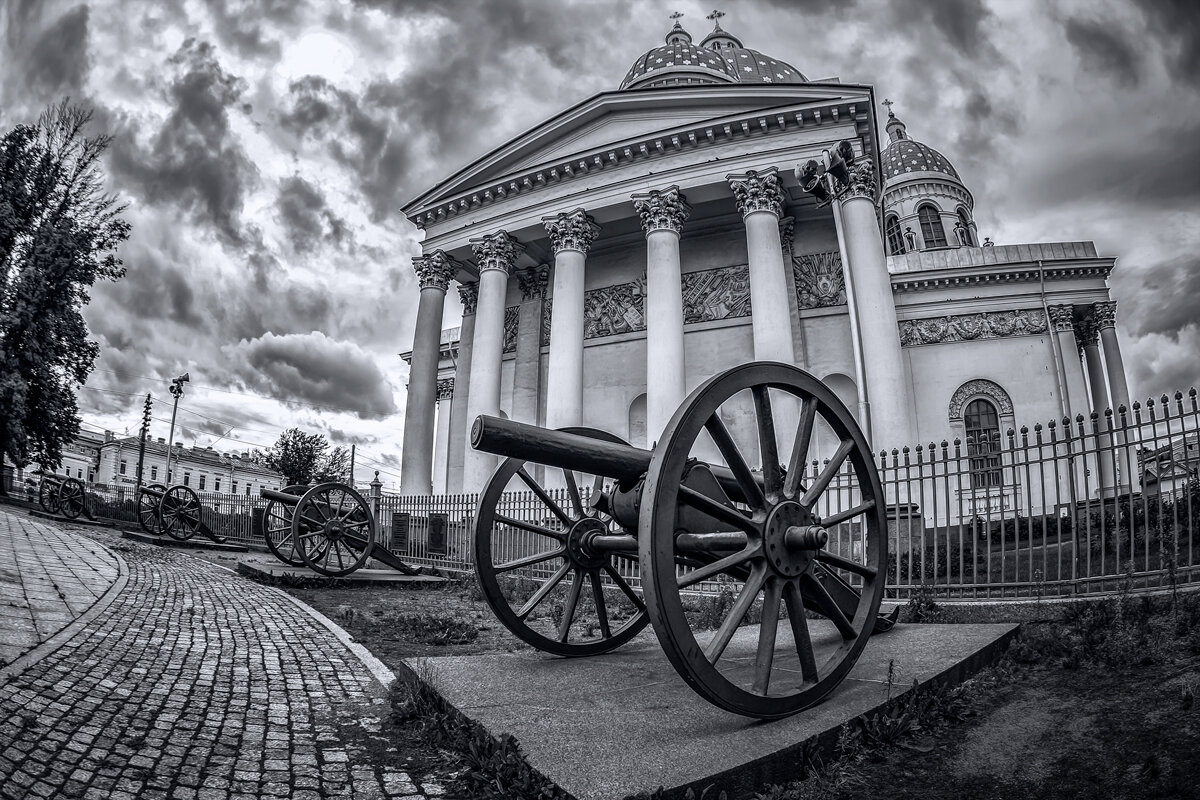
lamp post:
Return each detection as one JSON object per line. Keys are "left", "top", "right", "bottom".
{"left": 164, "top": 373, "right": 189, "bottom": 484}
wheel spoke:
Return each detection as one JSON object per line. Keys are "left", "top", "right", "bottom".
{"left": 517, "top": 468, "right": 573, "bottom": 526}
{"left": 752, "top": 385, "right": 782, "bottom": 497}
{"left": 558, "top": 570, "right": 584, "bottom": 642}
{"left": 705, "top": 413, "right": 767, "bottom": 511}
{"left": 819, "top": 499, "right": 875, "bottom": 528}
{"left": 784, "top": 399, "right": 817, "bottom": 499}
{"left": 704, "top": 567, "right": 767, "bottom": 664}
{"left": 782, "top": 580, "right": 819, "bottom": 682}
{"left": 753, "top": 578, "right": 784, "bottom": 695}
{"left": 603, "top": 564, "right": 646, "bottom": 612}
{"left": 493, "top": 549, "right": 566, "bottom": 574}
{"left": 334, "top": 540, "right": 346, "bottom": 571}
{"left": 801, "top": 572, "right": 857, "bottom": 641}
{"left": 677, "top": 546, "right": 761, "bottom": 589}
{"left": 678, "top": 485, "right": 758, "bottom": 535}
{"left": 312, "top": 494, "right": 330, "bottom": 522}
{"left": 563, "top": 469, "right": 584, "bottom": 518}
{"left": 800, "top": 440, "right": 854, "bottom": 508}
{"left": 591, "top": 571, "right": 611, "bottom": 639}
{"left": 814, "top": 550, "right": 877, "bottom": 579}
{"left": 495, "top": 514, "right": 565, "bottom": 541}
{"left": 517, "top": 561, "right": 572, "bottom": 620}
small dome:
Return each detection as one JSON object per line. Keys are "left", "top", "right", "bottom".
{"left": 880, "top": 112, "right": 961, "bottom": 183}
{"left": 719, "top": 47, "right": 806, "bottom": 84}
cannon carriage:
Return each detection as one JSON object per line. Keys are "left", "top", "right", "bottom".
{"left": 258, "top": 483, "right": 425, "bottom": 578}
{"left": 136, "top": 482, "right": 229, "bottom": 544}
{"left": 35, "top": 472, "right": 94, "bottom": 520}
{"left": 471, "top": 362, "right": 895, "bottom": 719}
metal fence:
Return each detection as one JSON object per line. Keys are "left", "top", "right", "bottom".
{"left": 84, "top": 484, "right": 266, "bottom": 547}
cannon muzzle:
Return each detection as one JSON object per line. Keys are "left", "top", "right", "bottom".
{"left": 472, "top": 415, "right": 652, "bottom": 483}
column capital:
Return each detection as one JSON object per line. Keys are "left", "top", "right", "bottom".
{"left": 726, "top": 167, "right": 785, "bottom": 218}
{"left": 457, "top": 282, "right": 479, "bottom": 315}
{"left": 1092, "top": 300, "right": 1117, "bottom": 330}
{"left": 840, "top": 157, "right": 878, "bottom": 203}
{"left": 632, "top": 186, "right": 691, "bottom": 235}
{"left": 1047, "top": 304, "right": 1075, "bottom": 332}
{"left": 470, "top": 230, "right": 524, "bottom": 274}
{"left": 543, "top": 208, "right": 600, "bottom": 255}
{"left": 413, "top": 251, "right": 457, "bottom": 291}
{"left": 516, "top": 264, "right": 549, "bottom": 301}
{"left": 1074, "top": 313, "right": 1100, "bottom": 349}
{"left": 436, "top": 378, "right": 454, "bottom": 400}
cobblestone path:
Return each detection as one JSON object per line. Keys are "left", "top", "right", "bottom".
{"left": 0, "top": 512, "right": 450, "bottom": 799}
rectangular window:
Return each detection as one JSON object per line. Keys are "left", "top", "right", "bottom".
{"left": 119, "top": 460, "right": 127, "bottom": 475}
{"left": 184, "top": 472, "right": 191, "bottom": 487}
{"left": 151, "top": 466, "right": 158, "bottom": 480}
{"left": 232, "top": 480, "right": 238, "bottom": 495}
{"left": 214, "top": 478, "right": 221, "bottom": 493}
{"left": 199, "top": 475, "right": 206, "bottom": 491}
{"left": 245, "top": 484, "right": 251, "bottom": 496}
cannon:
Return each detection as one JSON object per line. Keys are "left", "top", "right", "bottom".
{"left": 136, "top": 483, "right": 228, "bottom": 544}
{"left": 471, "top": 362, "right": 894, "bottom": 719}
{"left": 259, "top": 483, "right": 424, "bottom": 578}
{"left": 35, "top": 472, "right": 93, "bottom": 520}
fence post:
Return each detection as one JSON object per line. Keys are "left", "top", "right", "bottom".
{"left": 369, "top": 471, "right": 382, "bottom": 525}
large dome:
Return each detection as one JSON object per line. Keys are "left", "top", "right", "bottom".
{"left": 881, "top": 112, "right": 961, "bottom": 183}
{"left": 620, "top": 19, "right": 807, "bottom": 91}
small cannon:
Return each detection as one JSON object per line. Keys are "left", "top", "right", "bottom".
{"left": 259, "top": 483, "right": 423, "bottom": 578}
{"left": 136, "top": 483, "right": 228, "bottom": 544}
{"left": 471, "top": 362, "right": 893, "bottom": 719}
{"left": 35, "top": 472, "right": 93, "bottom": 520}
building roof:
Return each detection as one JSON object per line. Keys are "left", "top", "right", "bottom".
{"left": 101, "top": 436, "right": 282, "bottom": 477}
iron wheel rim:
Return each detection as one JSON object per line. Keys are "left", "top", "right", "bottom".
{"left": 292, "top": 483, "right": 375, "bottom": 577}
{"left": 264, "top": 485, "right": 309, "bottom": 567}
{"left": 161, "top": 485, "right": 203, "bottom": 541}
{"left": 137, "top": 484, "right": 167, "bottom": 535}
{"left": 58, "top": 478, "right": 87, "bottom": 520}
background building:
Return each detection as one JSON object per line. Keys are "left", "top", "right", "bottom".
{"left": 398, "top": 16, "right": 1130, "bottom": 498}
{"left": 93, "top": 434, "right": 283, "bottom": 496}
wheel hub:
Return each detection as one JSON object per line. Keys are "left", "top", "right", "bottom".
{"left": 566, "top": 516, "right": 608, "bottom": 570}
{"left": 323, "top": 519, "right": 345, "bottom": 542}
{"left": 764, "top": 500, "right": 820, "bottom": 577}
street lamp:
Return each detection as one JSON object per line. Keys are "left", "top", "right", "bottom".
{"left": 164, "top": 373, "right": 189, "bottom": 484}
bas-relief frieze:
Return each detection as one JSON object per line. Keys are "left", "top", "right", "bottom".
{"left": 501, "top": 306, "right": 520, "bottom": 353}
{"left": 792, "top": 250, "right": 845, "bottom": 309}
{"left": 539, "top": 264, "right": 753, "bottom": 346}
{"left": 899, "top": 309, "right": 1049, "bottom": 347}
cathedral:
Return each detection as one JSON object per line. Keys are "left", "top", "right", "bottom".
{"left": 398, "top": 14, "right": 1129, "bottom": 497}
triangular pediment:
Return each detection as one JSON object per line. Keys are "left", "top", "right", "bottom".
{"left": 403, "top": 84, "right": 868, "bottom": 214}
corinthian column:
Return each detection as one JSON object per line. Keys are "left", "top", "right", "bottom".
{"left": 432, "top": 378, "right": 454, "bottom": 494}
{"left": 543, "top": 209, "right": 600, "bottom": 430}
{"left": 633, "top": 187, "right": 690, "bottom": 441}
{"left": 464, "top": 231, "right": 523, "bottom": 492}
{"left": 401, "top": 251, "right": 454, "bottom": 496}
{"left": 1093, "top": 301, "right": 1131, "bottom": 414}
{"left": 447, "top": 283, "right": 477, "bottom": 493}
{"left": 1048, "top": 304, "right": 1087, "bottom": 417}
{"left": 728, "top": 168, "right": 795, "bottom": 364}
{"left": 513, "top": 265, "right": 549, "bottom": 425}
{"left": 1075, "top": 311, "right": 1115, "bottom": 493}
{"left": 833, "top": 159, "right": 913, "bottom": 449}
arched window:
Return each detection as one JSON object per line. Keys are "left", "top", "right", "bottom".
{"left": 956, "top": 207, "right": 975, "bottom": 247}
{"left": 964, "top": 399, "right": 1002, "bottom": 488}
{"left": 885, "top": 214, "right": 905, "bottom": 255}
{"left": 917, "top": 204, "right": 947, "bottom": 249}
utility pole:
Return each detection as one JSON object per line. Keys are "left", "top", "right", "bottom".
{"left": 165, "top": 373, "right": 189, "bottom": 483}
{"left": 135, "top": 393, "right": 152, "bottom": 494}
{"left": 349, "top": 444, "right": 356, "bottom": 487}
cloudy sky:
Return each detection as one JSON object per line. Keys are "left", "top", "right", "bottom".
{"left": 1, "top": 0, "right": 1197, "bottom": 488}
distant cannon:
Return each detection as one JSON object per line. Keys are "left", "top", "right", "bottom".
{"left": 136, "top": 483, "right": 228, "bottom": 544}
{"left": 471, "top": 362, "right": 896, "bottom": 719}
{"left": 259, "top": 483, "right": 424, "bottom": 578}
{"left": 35, "top": 472, "right": 93, "bottom": 521}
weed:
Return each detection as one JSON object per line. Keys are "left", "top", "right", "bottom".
{"left": 904, "top": 586, "right": 940, "bottom": 623}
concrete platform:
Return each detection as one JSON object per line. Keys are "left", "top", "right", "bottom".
{"left": 28, "top": 509, "right": 110, "bottom": 528}
{"left": 121, "top": 529, "right": 248, "bottom": 552}
{"left": 236, "top": 560, "right": 448, "bottom": 587}
{"left": 408, "top": 621, "right": 1018, "bottom": 800}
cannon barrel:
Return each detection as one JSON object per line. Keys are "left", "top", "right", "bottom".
{"left": 261, "top": 488, "right": 302, "bottom": 505}
{"left": 472, "top": 415, "right": 652, "bottom": 482}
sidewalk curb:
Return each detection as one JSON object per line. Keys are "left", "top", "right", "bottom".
{"left": 0, "top": 539, "right": 130, "bottom": 687}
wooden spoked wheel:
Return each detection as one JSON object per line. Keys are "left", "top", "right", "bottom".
{"left": 475, "top": 428, "right": 649, "bottom": 657}
{"left": 292, "top": 483, "right": 375, "bottom": 577}
{"left": 263, "top": 485, "right": 310, "bottom": 567}
{"left": 640, "top": 362, "right": 885, "bottom": 718}
{"left": 161, "top": 485, "right": 203, "bottom": 541}
{"left": 57, "top": 478, "right": 88, "bottom": 520}
{"left": 38, "top": 479, "right": 60, "bottom": 515}
{"left": 138, "top": 484, "right": 167, "bottom": 535}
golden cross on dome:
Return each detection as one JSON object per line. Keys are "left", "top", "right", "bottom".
{"left": 706, "top": 9, "right": 726, "bottom": 24}
{"left": 669, "top": 11, "right": 684, "bottom": 22}
{"left": 882, "top": 98, "right": 895, "bottom": 114}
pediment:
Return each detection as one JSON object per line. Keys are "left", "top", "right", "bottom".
{"left": 404, "top": 84, "right": 867, "bottom": 215}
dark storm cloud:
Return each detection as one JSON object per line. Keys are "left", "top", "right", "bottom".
{"left": 18, "top": 4, "right": 91, "bottom": 97}
{"left": 108, "top": 39, "right": 257, "bottom": 242}
{"left": 276, "top": 176, "right": 348, "bottom": 253}
{"left": 886, "top": 0, "right": 995, "bottom": 56}
{"left": 1063, "top": 16, "right": 1144, "bottom": 87}
{"left": 1116, "top": 254, "right": 1200, "bottom": 339}
{"left": 206, "top": 0, "right": 300, "bottom": 58}
{"left": 226, "top": 331, "right": 397, "bottom": 418}
{"left": 1133, "top": 0, "right": 1200, "bottom": 85}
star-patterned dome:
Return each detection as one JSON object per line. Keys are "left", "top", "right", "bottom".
{"left": 881, "top": 111, "right": 962, "bottom": 183}
{"left": 620, "top": 18, "right": 806, "bottom": 91}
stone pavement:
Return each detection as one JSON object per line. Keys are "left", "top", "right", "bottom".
{"left": 0, "top": 511, "right": 121, "bottom": 669}
{"left": 0, "top": 509, "right": 453, "bottom": 799}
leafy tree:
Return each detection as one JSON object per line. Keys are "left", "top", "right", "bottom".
{"left": 255, "top": 428, "right": 349, "bottom": 486}
{"left": 0, "top": 101, "right": 129, "bottom": 491}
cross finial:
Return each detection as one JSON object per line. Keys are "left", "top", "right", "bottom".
{"left": 669, "top": 11, "right": 684, "bottom": 22}
{"left": 882, "top": 98, "right": 895, "bottom": 115}
{"left": 706, "top": 9, "right": 725, "bottom": 24}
